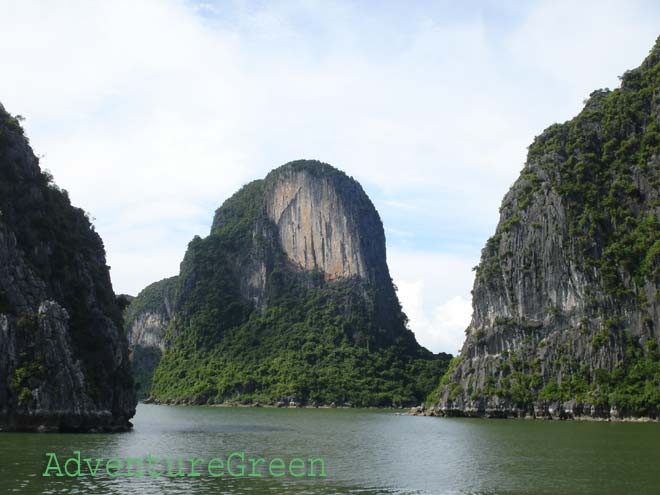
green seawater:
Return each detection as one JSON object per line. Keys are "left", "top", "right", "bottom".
{"left": 0, "top": 404, "right": 659, "bottom": 494}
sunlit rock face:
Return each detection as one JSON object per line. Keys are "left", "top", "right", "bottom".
{"left": 265, "top": 165, "right": 369, "bottom": 281}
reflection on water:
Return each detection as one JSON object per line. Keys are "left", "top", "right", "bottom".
{"left": 1, "top": 404, "right": 659, "bottom": 494}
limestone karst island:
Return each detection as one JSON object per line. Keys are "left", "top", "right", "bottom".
{"left": 126, "top": 161, "right": 451, "bottom": 407}
{"left": 1, "top": 4, "right": 660, "bottom": 494}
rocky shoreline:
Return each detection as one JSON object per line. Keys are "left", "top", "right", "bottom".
{"left": 0, "top": 415, "right": 133, "bottom": 433}
{"left": 407, "top": 404, "right": 660, "bottom": 423}
{"left": 141, "top": 397, "right": 412, "bottom": 410}
{"left": 138, "top": 399, "right": 659, "bottom": 422}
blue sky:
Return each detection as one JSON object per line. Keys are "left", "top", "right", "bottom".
{"left": 1, "top": 0, "right": 659, "bottom": 353}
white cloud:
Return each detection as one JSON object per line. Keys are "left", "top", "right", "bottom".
{"left": 388, "top": 250, "right": 477, "bottom": 354}
{"left": 0, "top": 0, "right": 658, "bottom": 351}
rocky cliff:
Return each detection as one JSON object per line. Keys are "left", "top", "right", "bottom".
{"left": 265, "top": 165, "right": 373, "bottom": 281}
{"left": 125, "top": 277, "right": 177, "bottom": 351}
{"left": 124, "top": 276, "right": 177, "bottom": 398}
{"left": 0, "top": 103, "right": 136, "bottom": 431}
{"left": 129, "top": 160, "right": 449, "bottom": 406}
{"left": 432, "top": 39, "right": 660, "bottom": 420}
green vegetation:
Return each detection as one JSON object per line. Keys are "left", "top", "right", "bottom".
{"left": 592, "top": 329, "right": 610, "bottom": 349}
{"left": 10, "top": 356, "right": 46, "bottom": 407}
{"left": 476, "top": 40, "right": 660, "bottom": 296}
{"left": 538, "top": 66, "right": 656, "bottom": 286}
{"left": 151, "top": 234, "right": 449, "bottom": 407}
{"left": 425, "top": 356, "right": 464, "bottom": 405}
{"left": 132, "top": 345, "right": 162, "bottom": 399}
{"left": 481, "top": 334, "right": 660, "bottom": 415}
{"left": 600, "top": 340, "right": 660, "bottom": 414}
{"left": 16, "top": 313, "right": 39, "bottom": 332}
{"left": 152, "top": 289, "right": 448, "bottom": 407}
{"left": 211, "top": 180, "right": 266, "bottom": 247}
{"left": 526, "top": 335, "right": 660, "bottom": 416}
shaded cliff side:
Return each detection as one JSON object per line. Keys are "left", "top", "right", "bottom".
{"left": 0, "top": 104, "right": 136, "bottom": 431}
{"left": 124, "top": 276, "right": 177, "bottom": 398}
{"left": 432, "top": 39, "right": 660, "bottom": 420}
{"left": 129, "top": 160, "right": 450, "bottom": 406}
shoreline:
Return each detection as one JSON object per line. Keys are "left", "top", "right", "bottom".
{"left": 139, "top": 398, "right": 409, "bottom": 411}
{"left": 137, "top": 401, "right": 660, "bottom": 423}
{"left": 406, "top": 406, "right": 660, "bottom": 423}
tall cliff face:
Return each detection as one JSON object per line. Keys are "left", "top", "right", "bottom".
{"left": 264, "top": 165, "right": 377, "bottom": 281}
{"left": 124, "top": 277, "right": 177, "bottom": 398}
{"left": 125, "top": 277, "right": 177, "bottom": 351}
{"left": 130, "top": 160, "right": 449, "bottom": 406}
{"left": 433, "top": 40, "right": 660, "bottom": 419}
{"left": 0, "top": 104, "right": 136, "bottom": 431}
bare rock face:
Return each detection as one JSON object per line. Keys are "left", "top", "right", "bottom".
{"left": 123, "top": 277, "right": 177, "bottom": 398}
{"left": 434, "top": 40, "right": 660, "bottom": 420}
{"left": 1, "top": 302, "right": 120, "bottom": 432}
{"left": 125, "top": 277, "right": 178, "bottom": 352}
{"left": 0, "top": 103, "right": 136, "bottom": 431}
{"left": 130, "top": 312, "right": 170, "bottom": 350}
{"left": 265, "top": 166, "right": 369, "bottom": 280}
{"left": 263, "top": 162, "right": 404, "bottom": 342}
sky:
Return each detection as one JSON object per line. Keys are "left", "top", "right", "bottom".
{"left": 1, "top": 0, "right": 659, "bottom": 354}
